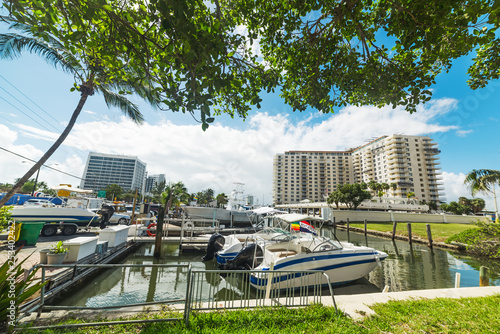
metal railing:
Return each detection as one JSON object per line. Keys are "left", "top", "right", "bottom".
{"left": 16, "top": 263, "right": 191, "bottom": 331}
{"left": 16, "top": 264, "right": 337, "bottom": 331}
{"left": 185, "top": 269, "right": 337, "bottom": 324}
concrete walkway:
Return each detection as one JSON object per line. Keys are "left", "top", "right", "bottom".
{"left": 332, "top": 286, "right": 500, "bottom": 320}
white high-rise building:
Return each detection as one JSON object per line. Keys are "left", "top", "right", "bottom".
{"left": 145, "top": 174, "right": 166, "bottom": 195}
{"left": 81, "top": 152, "right": 147, "bottom": 192}
{"left": 272, "top": 135, "right": 443, "bottom": 205}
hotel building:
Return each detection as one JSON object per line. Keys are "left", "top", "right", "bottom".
{"left": 144, "top": 174, "right": 166, "bottom": 195}
{"left": 80, "top": 152, "right": 147, "bottom": 192}
{"left": 272, "top": 135, "right": 443, "bottom": 205}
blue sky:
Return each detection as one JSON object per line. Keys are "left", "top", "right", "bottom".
{"left": 0, "top": 25, "right": 499, "bottom": 209}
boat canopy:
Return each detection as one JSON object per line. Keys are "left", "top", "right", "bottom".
{"left": 250, "top": 207, "right": 287, "bottom": 215}
{"left": 51, "top": 185, "right": 93, "bottom": 194}
{"left": 268, "top": 213, "right": 323, "bottom": 223}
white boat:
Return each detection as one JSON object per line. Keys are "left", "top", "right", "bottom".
{"left": 184, "top": 183, "right": 254, "bottom": 227}
{"left": 213, "top": 213, "right": 388, "bottom": 290}
{"left": 10, "top": 206, "right": 101, "bottom": 225}
{"left": 183, "top": 206, "right": 252, "bottom": 227}
{"left": 223, "top": 232, "right": 388, "bottom": 290}
{"left": 214, "top": 228, "right": 293, "bottom": 265}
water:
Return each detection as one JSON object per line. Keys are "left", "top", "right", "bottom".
{"left": 55, "top": 230, "right": 500, "bottom": 307}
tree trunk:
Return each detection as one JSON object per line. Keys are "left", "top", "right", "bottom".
{"left": 0, "top": 92, "right": 89, "bottom": 208}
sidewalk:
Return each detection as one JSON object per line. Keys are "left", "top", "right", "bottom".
{"left": 332, "top": 285, "right": 500, "bottom": 320}
{"left": 0, "top": 229, "right": 101, "bottom": 278}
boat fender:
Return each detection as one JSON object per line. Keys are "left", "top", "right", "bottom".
{"left": 184, "top": 222, "right": 194, "bottom": 229}
{"left": 147, "top": 223, "right": 157, "bottom": 237}
{"left": 202, "top": 233, "right": 225, "bottom": 262}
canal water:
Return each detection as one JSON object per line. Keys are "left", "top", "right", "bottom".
{"left": 55, "top": 230, "right": 500, "bottom": 308}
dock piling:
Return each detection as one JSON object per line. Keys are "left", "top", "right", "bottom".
{"left": 392, "top": 222, "right": 397, "bottom": 241}
{"left": 407, "top": 223, "right": 412, "bottom": 244}
{"left": 364, "top": 219, "right": 367, "bottom": 236}
{"left": 426, "top": 224, "right": 433, "bottom": 248}
{"left": 455, "top": 272, "right": 461, "bottom": 288}
{"left": 480, "top": 266, "right": 490, "bottom": 286}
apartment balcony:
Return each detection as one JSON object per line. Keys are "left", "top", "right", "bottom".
{"left": 386, "top": 137, "right": 404, "bottom": 144}
{"left": 424, "top": 148, "right": 441, "bottom": 154}
{"left": 398, "top": 182, "right": 414, "bottom": 187}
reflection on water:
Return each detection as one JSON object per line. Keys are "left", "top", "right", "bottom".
{"left": 330, "top": 229, "right": 500, "bottom": 293}
{"left": 56, "top": 229, "right": 500, "bottom": 307}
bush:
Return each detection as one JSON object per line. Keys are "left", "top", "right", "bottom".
{"left": 447, "top": 221, "right": 500, "bottom": 258}
{"left": 1, "top": 247, "right": 48, "bottom": 333}
{"left": 0, "top": 206, "right": 13, "bottom": 232}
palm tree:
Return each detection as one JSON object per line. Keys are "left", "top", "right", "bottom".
{"left": 0, "top": 20, "right": 157, "bottom": 208}
{"left": 163, "top": 182, "right": 190, "bottom": 208}
{"left": 390, "top": 183, "right": 398, "bottom": 197}
{"left": 407, "top": 191, "right": 415, "bottom": 204}
{"left": 464, "top": 169, "right": 500, "bottom": 223}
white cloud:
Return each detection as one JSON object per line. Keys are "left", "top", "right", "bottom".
{"left": 1, "top": 98, "right": 477, "bottom": 206}
{"left": 442, "top": 171, "right": 498, "bottom": 211}
{"left": 456, "top": 129, "right": 473, "bottom": 137}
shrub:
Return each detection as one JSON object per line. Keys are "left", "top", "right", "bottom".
{"left": 447, "top": 221, "right": 500, "bottom": 258}
{"left": 0, "top": 206, "right": 13, "bottom": 232}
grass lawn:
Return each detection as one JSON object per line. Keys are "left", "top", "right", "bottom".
{"left": 19, "top": 295, "right": 500, "bottom": 333}
{"left": 349, "top": 222, "right": 479, "bottom": 243}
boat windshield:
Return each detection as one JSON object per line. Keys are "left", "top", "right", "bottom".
{"left": 255, "top": 228, "right": 290, "bottom": 238}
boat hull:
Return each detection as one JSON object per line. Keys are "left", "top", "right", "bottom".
{"left": 11, "top": 206, "right": 101, "bottom": 225}
{"left": 184, "top": 206, "right": 252, "bottom": 227}
{"left": 249, "top": 250, "right": 387, "bottom": 290}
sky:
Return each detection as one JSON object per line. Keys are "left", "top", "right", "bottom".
{"left": 0, "top": 26, "right": 499, "bottom": 210}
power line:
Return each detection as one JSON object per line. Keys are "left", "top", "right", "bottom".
{"left": 0, "top": 95, "right": 54, "bottom": 132}
{"left": 0, "top": 145, "right": 84, "bottom": 180}
{"left": 0, "top": 84, "right": 61, "bottom": 132}
{"left": 0, "top": 74, "right": 62, "bottom": 129}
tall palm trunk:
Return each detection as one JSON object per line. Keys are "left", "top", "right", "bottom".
{"left": 0, "top": 90, "right": 90, "bottom": 208}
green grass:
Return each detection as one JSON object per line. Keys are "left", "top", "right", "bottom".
{"left": 19, "top": 295, "right": 500, "bottom": 333}
{"left": 349, "top": 222, "right": 478, "bottom": 243}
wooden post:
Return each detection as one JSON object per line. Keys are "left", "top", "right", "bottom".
{"left": 426, "top": 224, "right": 433, "bottom": 248}
{"left": 130, "top": 190, "right": 138, "bottom": 224}
{"left": 407, "top": 222, "right": 412, "bottom": 244}
{"left": 346, "top": 218, "right": 350, "bottom": 242}
{"left": 480, "top": 266, "right": 489, "bottom": 286}
{"left": 332, "top": 217, "right": 336, "bottom": 235}
{"left": 455, "top": 272, "right": 461, "bottom": 288}
{"left": 154, "top": 190, "right": 172, "bottom": 258}
{"left": 392, "top": 222, "right": 397, "bottom": 241}
{"left": 364, "top": 219, "right": 368, "bottom": 236}
{"left": 154, "top": 207, "right": 164, "bottom": 258}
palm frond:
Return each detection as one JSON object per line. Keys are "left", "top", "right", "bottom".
{"left": 98, "top": 87, "right": 144, "bottom": 123}
{"left": 464, "top": 169, "right": 500, "bottom": 196}
{"left": 102, "top": 77, "right": 160, "bottom": 109}
{"left": 0, "top": 32, "right": 82, "bottom": 76}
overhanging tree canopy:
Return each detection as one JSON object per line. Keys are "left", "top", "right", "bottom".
{"left": 4, "top": 0, "right": 499, "bottom": 126}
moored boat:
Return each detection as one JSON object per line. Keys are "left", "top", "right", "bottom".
{"left": 11, "top": 206, "right": 101, "bottom": 224}
{"left": 224, "top": 232, "right": 388, "bottom": 290}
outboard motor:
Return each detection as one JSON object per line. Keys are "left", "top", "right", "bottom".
{"left": 99, "top": 205, "right": 115, "bottom": 229}
{"left": 202, "top": 233, "right": 225, "bottom": 261}
{"left": 223, "top": 243, "right": 264, "bottom": 270}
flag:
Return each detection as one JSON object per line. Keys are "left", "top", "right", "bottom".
{"left": 291, "top": 220, "right": 317, "bottom": 235}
